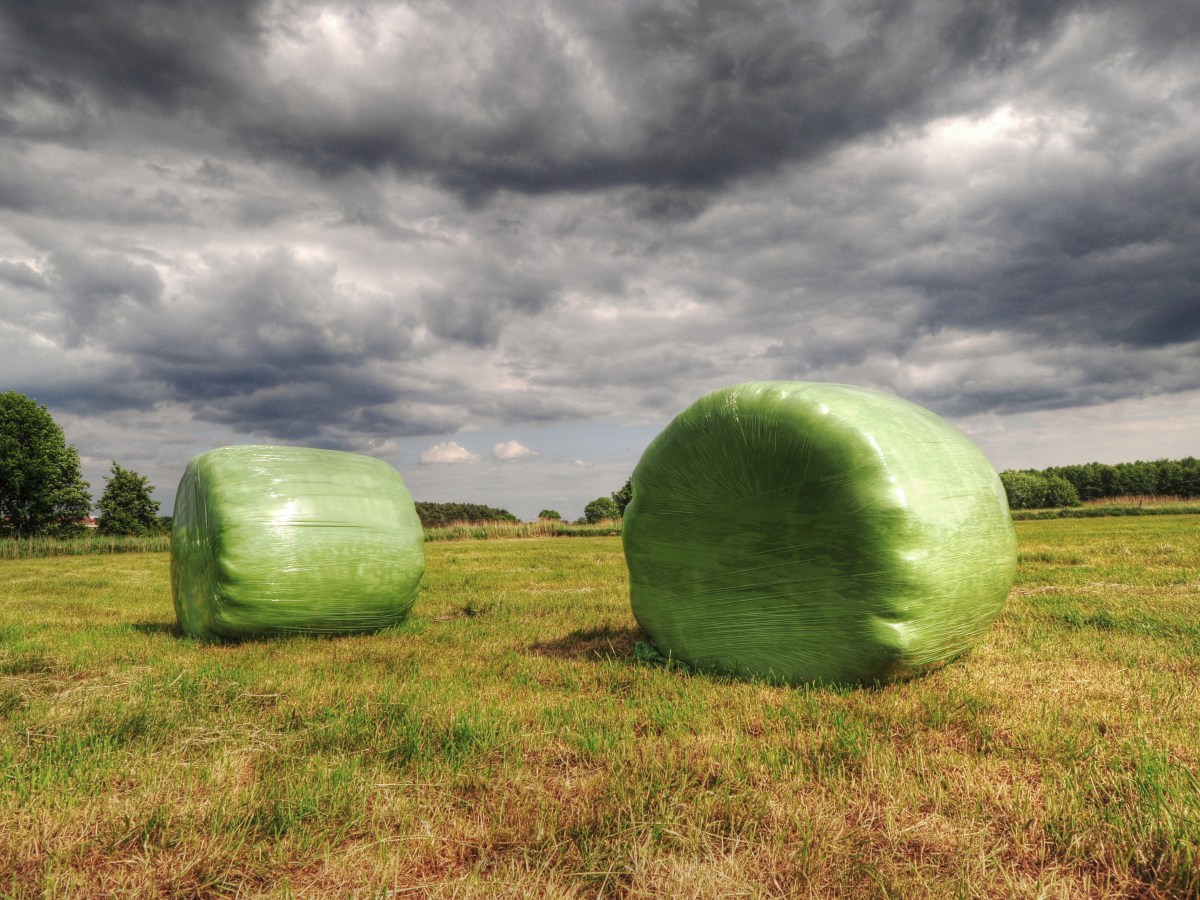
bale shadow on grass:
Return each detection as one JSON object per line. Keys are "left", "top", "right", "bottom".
{"left": 530, "top": 624, "right": 644, "bottom": 661}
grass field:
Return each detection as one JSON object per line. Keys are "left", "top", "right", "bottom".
{"left": 1, "top": 517, "right": 1198, "bottom": 897}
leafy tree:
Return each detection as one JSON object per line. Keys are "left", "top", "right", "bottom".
{"left": 582, "top": 496, "right": 620, "bottom": 523}
{"left": 0, "top": 391, "right": 92, "bottom": 537}
{"left": 1041, "top": 474, "right": 1081, "bottom": 508}
{"left": 1180, "top": 457, "right": 1200, "bottom": 498}
{"left": 999, "top": 471, "right": 1047, "bottom": 510}
{"left": 97, "top": 463, "right": 162, "bottom": 535}
{"left": 1154, "top": 459, "right": 1182, "bottom": 496}
{"left": 537, "top": 509, "right": 562, "bottom": 520}
{"left": 611, "top": 478, "right": 633, "bottom": 515}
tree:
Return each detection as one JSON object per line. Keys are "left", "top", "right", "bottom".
{"left": 611, "top": 478, "right": 633, "bottom": 515}
{"left": 582, "top": 496, "right": 620, "bottom": 523}
{"left": 1041, "top": 475, "right": 1081, "bottom": 508}
{"left": 97, "top": 463, "right": 161, "bottom": 536}
{"left": 999, "top": 471, "right": 1047, "bottom": 510}
{"left": 0, "top": 391, "right": 92, "bottom": 537}
{"left": 537, "top": 509, "right": 562, "bottom": 520}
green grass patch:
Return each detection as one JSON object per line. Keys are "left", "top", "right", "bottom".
{"left": 1, "top": 518, "right": 1199, "bottom": 896}
{"left": 1011, "top": 501, "right": 1200, "bottom": 520}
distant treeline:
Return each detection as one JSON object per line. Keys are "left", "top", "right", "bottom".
{"left": 414, "top": 501, "right": 519, "bottom": 528}
{"left": 1001, "top": 457, "right": 1200, "bottom": 509}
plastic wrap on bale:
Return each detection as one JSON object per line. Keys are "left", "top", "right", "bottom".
{"left": 171, "top": 445, "right": 425, "bottom": 641}
{"left": 622, "top": 382, "right": 1017, "bottom": 686}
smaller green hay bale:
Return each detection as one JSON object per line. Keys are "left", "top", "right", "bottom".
{"left": 171, "top": 445, "right": 425, "bottom": 641}
{"left": 622, "top": 382, "right": 1017, "bottom": 686}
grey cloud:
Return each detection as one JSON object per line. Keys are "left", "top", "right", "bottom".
{"left": 0, "top": 168, "right": 39, "bottom": 213}
{"left": 928, "top": 342, "right": 1200, "bottom": 418}
{"left": 189, "top": 373, "right": 405, "bottom": 440}
{"left": 124, "top": 248, "right": 415, "bottom": 389}
{"left": 21, "top": 244, "right": 436, "bottom": 442}
{"left": 473, "top": 389, "right": 601, "bottom": 425}
{"left": 1127, "top": 299, "right": 1200, "bottom": 347}
{"left": 10, "top": 372, "right": 164, "bottom": 418}
{"left": 0, "top": 148, "right": 197, "bottom": 225}
{"left": 331, "top": 177, "right": 428, "bottom": 241}
{"left": 48, "top": 249, "right": 163, "bottom": 305}
{"left": 420, "top": 267, "right": 560, "bottom": 348}
{"left": 187, "top": 159, "right": 236, "bottom": 190}
{"left": 0, "top": 0, "right": 1127, "bottom": 203}
{"left": 0, "top": 0, "right": 264, "bottom": 118}
{"left": 0, "top": 260, "right": 47, "bottom": 290}
{"left": 235, "top": 193, "right": 306, "bottom": 229}
{"left": 628, "top": 188, "right": 713, "bottom": 223}
{"left": 40, "top": 249, "right": 164, "bottom": 344}
{"left": 421, "top": 292, "right": 507, "bottom": 348}
{"left": 899, "top": 152, "right": 1200, "bottom": 349}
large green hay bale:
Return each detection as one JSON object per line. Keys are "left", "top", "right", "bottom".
{"left": 171, "top": 445, "right": 425, "bottom": 641}
{"left": 623, "top": 382, "right": 1017, "bottom": 685}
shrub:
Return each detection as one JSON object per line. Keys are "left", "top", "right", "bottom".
{"left": 999, "top": 471, "right": 1082, "bottom": 510}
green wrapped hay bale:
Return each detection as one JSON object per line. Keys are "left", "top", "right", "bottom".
{"left": 171, "top": 445, "right": 425, "bottom": 641}
{"left": 623, "top": 382, "right": 1017, "bottom": 685}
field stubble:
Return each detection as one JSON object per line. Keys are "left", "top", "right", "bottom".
{"left": 1, "top": 518, "right": 1198, "bottom": 897}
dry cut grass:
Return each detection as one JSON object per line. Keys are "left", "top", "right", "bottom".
{"left": 0, "top": 522, "right": 620, "bottom": 559}
{"left": 1, "top": 517, "right": 1199, "bottom": 897}
{"left": 1082, "top": 495, "right": 1196, "bottom": 507}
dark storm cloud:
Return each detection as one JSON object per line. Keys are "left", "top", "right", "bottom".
{"left": 15, "top": 244, "right": 434, "bottom": 441}
{"left": 0, "top": 248, "right": 164, "bottom": 346}
{"left": 249, "top": 0, "right": 1094, "bottom": 201}
{"left": 0, "top": 0, "right": 264, "bottom": 121}
{"left": 924, "top": 343, "right": 1200, "bottom": 417}
{"left": 420, "top": 267, "right": 560, "bottom": 348}
{"left": 48, "top": 248, "right": 164, "bottom": 308}
{"left": 1, "top": 0, "right": 1113, "bottom": 198}
{"left": 123, "top": 249, "right": 416, "bottom": 416}
{"left": 897, "top": 142, "right": 1200, "bottom": 349}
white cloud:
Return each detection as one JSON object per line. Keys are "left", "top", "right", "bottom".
{"left": 419, "top": 441, "right": 480, "bottom": 464}
{"left": 493, "top": 439, "right": 539, "bottom": 461}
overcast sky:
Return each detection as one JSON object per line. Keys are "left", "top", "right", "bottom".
{"left": 2, "top": 0, "right": 1198, "bottom": 521}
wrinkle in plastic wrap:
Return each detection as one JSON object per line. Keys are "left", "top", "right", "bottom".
{"left": 171, "top": 445, "right": 425, "bottom": 641}
{"left": 622, "top": 382, "right": 1017, "bottom": 686}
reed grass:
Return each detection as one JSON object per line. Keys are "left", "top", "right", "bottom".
{"left": 1082, "top": 494, "right": 1191, "bottom": 507}
{"left": 0, "top": 533, "right": 170, "bottom": 560}
{"left": 423, "top": 518, "right": 622, "bottom": 541}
